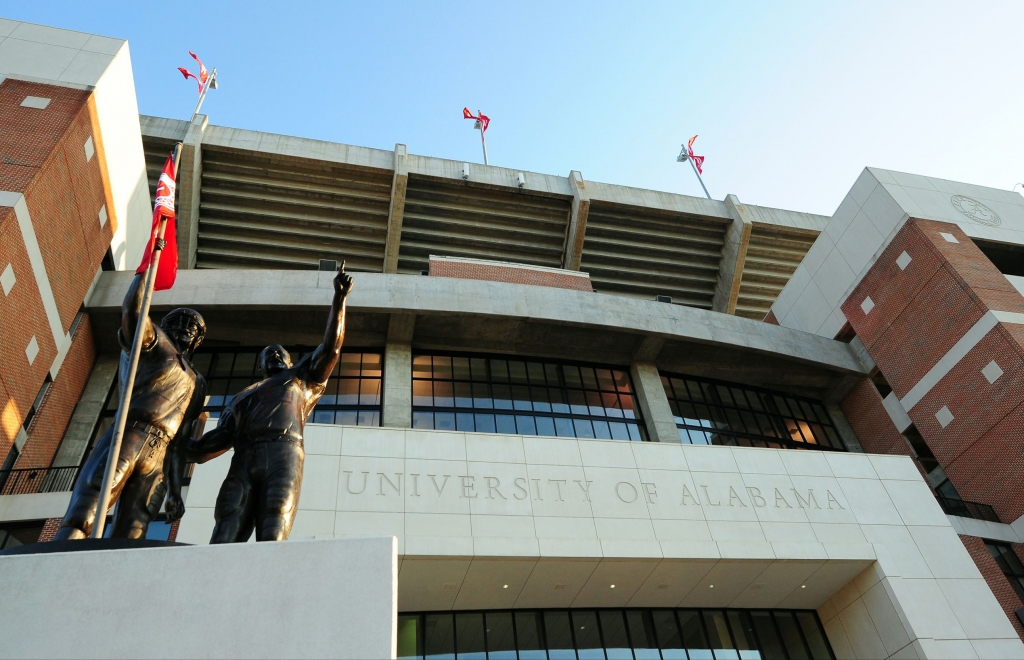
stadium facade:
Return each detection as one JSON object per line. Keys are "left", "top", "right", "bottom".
{"left": 3, "top": 17, "right": 1024, "bottom": 660}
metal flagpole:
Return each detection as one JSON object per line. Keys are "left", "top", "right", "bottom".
{"left": 91, "top": 142, "right": 183, "bottom": 539}
{"left": 677, "top": 143, "right": 711, "bottom": 199}
{"left": 190, "top": 68, "right": 217, "bottom": 120}
{"left": 476, "top": 111, "right": 489, "bottom": 165}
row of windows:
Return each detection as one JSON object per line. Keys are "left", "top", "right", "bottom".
{"left": 398, "top": 608, "right": 834, "bottom": 660}
{"left": 661, "top": 376, "right": 844, "bottom": 451}
{"left": 85, "top": 350, "right": 847, "bottom": 464}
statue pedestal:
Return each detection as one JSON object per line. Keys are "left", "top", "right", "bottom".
{"left": 0, "top": 536, "right": 397, "bottom": 659}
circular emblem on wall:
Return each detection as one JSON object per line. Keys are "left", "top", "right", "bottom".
{"left": 950, "top": 195, "right": 1001, "bottom": 227}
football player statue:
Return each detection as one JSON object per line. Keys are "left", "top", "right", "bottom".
{"left": 189, "top": 265, "right": 353, "bottom": 542}
{"left": 55, "top": 274, "right": 207, "bottom": 540}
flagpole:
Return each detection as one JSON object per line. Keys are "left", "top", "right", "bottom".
{"left": 689, "top": 158, "right": 711, "bottom": 200}
{"left": 91, "top": 142, "right": 183, "bottom": 539}
{"left": 190, "top": 68, "right": 217, "bottom": 121}
{"left": 477, "top": 111, "right": 489, "bottom": 165}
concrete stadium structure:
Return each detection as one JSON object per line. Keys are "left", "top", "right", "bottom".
{"left": 4, "top": 18, "right": 1024, "bottom": 660}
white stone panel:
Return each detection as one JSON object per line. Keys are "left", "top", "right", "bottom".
{"left": 0, "top": 264, "right": 13, "bottom": 295}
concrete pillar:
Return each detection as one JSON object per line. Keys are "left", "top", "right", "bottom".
{"left": 176, "top": 114, "right": 209, "bottom": 270}
{"left": 381, "top": 314, "right": 414, "bottom": 428}
{"left": 382, "top": 144, "right": 408, "bottom": 274}
{"left": 561, "top": 171, "right": 590, "bottom": 271}
{"left": 711, "top": 194, "right": 753, "bottom": 314}
{"left": 629, "top": 361, "right": 679, "bottom": 443}
{"left": 50, "top": 354, "right": 118, "bottom": 467}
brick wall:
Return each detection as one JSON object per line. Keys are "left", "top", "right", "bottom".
{"left": 37, "top": 517, "right": 63, "bottom": 543}
{"left": 429, "top": 256, "right": 594, "bottom": 292}
{"left": 763, "top": 310, "right": 779, "bottom": 325}
{"left": 840, "top": 378, "right": 916, "bottom": 458}
{"left": 960, "top": 535, "right": 1024, "bottom": 640}
{"left": 16, "top": 314, "right": 97, "bottom": 469}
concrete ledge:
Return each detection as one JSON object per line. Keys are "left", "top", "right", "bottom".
{"left": 0, "top": 491, "right": 70, "bottom": 523}
{"left": 0, "top": 536, "right": 397, "bottom": 659}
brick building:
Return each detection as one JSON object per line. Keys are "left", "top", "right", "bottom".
{"left": 3, "top": 17, "right": 1024, "bottom": 660}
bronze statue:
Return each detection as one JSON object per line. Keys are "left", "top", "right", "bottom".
{"left": 189, "top": 266, "right": 353, "bottom": 542}
{"left": 55, "top": 274, "right": 207, "bottom": 540}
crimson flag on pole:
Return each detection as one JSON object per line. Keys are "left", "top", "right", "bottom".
{"left": 463, "top": 107, "right": 490, "bottom": 133}
{"left": 177, "top": 50, "right": 210, "bottom": 96}
{"left": 136, "top": 153, "right": 178, "bottom": 291}
{"left": 687, "top": 135, "right": 705, "bottom": 175}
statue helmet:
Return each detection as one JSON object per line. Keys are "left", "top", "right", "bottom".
{"left": 161, "top": 308, "right": 206, "bottom": 353}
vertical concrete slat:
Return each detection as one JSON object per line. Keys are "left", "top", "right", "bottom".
{"left": 630, "top": 361, "right": 679, "bottom": 443}
{"left": 383, "top": 144, "right": 408, "bottom": 274}
{"left": 712, "top": 194, "right": 753, "bottom": 314}
{"left": 561, "top": 171, "right": 590, "bottom": 271}
{"left": 176, "top": 114, "right": 208, "bottom": 270}
{"left": 382, "top": 313, "right": 414, "bottom": 428}
{"left": 49, "top": 354, "right": 117, "bottom": 468}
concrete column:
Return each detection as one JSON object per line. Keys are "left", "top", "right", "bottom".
{"left": 629, "top": 361, "right": 679, "bottom": 443}
{"left": 50, "top": 354, "right": 118, "bottom": 467}
{"left": 382, "top": 144, "right": 408, "bottom": 274}
{"left": 381, "top": 314, "right": 414, "bottom": 428}
{"left": 176, "top": 114, "right": 209, "bottom": 270}
{"left": 561, "top": 171, "right": 590, "bottom": 271}
{"left": 711, "top": 194, "right": 753, "bottom": 314}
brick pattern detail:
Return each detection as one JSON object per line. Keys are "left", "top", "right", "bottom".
{"left": 429, "top": 257, "right": 594, "bottom": 292}
{"left": 0, "top": 79, "right": 112, "bottom": 461}
{"left": 840, "top": 378, "right": 914, "bottom": 457}
{"left": 763, "top": 310, "right": 779, "bottom": 325}
{"left": 168, "top": 518, "right": 181, "bottom": 543}
{"left": 16, "top": 315, "right": 97, "bottom": 469}
{"left": 960, "top": 535, "right": 1024, "bottom": 640}
{"left": 37, "top": 517, "right": 63, "bottom": 543}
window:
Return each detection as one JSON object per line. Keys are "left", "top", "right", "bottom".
{"left": 0, "top": 521, "right": 44, "bottom": 550}
{"left": 987, "top": 541, "right": 1024, "bottom": 602}
{"left": 411, "top": 354, "right": 646, "bottom": 441}
{"left": 397, "top": 608, "right": 835, "bottom": 660}
{"left": 661, "top": 373, "right": 846, "bottom": 451}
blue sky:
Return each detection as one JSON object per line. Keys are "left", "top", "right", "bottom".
{"left": 6, "top": 1, "right": 1024, "bottom": 215}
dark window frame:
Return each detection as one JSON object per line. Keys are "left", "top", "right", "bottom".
{"left": 411, "top": 352, "right": 648, "bottom": 441}
{"left": 662, "top": 372, "right": 847, "bottom": 451}
{"left": 986, "top": 540, "right": 1024, "bottom": 602}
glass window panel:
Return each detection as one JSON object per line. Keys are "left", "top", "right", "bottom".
{"left": 454, "top": 382, "right": 473, "bottom": 408}
{"left": 434, "top": 412, "right": 456, "bottom": 431}
{"left": 455, "top": 612, "right": 486, "bottom": 660}
{"left": 338, "top": 378, "right": 360, "bottom": 405}
{"left": 750, "top": 612, "right": 787, "bottom": 660}
{"left": 586, "top": 391, "right": 604, "bottom": 416}
{"left": 335, "top": 409, "right": 357, "bottom": 426}
{"left": 312, "top": 409, "right": 333, "bottom": 424}
{"left": 651, "top": 610, "right": 686, "bottom": 660}
{"left": 424, "top": 613, "right": 455, "bottom": 660}
{"left": 678, "top": 427, "right": 693, "bottom": 443}
{"left": 227, "top": 378, "right": 251, "bottom": 395}
{"left": 550, "top": 388, "right": 570, "bottom": 414}
{"left": 773, "top": 612, "right": 810, "bottom": 660}
{"left": 191, "top": 352, "right": 212, "bottom": 374}
{"left": 595, "top": 369, "right": 615, "bottom": 391}
{"left": 319, "top": 378, "right": 339, "bottom": 406}
{"left": 360, "top": 352, "right": 382, "bottom": 377}
{"left": 211, "top": 353, "right": 235, "bottom": 377}
{"left": 702, "top": 611, "right": 738, "bottom": 660}
{"left": 434, "top": 381, "right": 455, "bottom": 408}
{"left": 725, "top": 409, "right": 748, "bottom": 434}
{"left": 626, "top": 610, "right": 661, "bottom": 660}
{"left": 730, "top": 387, "right": 751, "bottom": 409}
{"left": 361, "top": 410, "right": 380, "bottom": 426}
{"left": 516, "top": 415, "right": 537, "bottom": 436}
{"left": 798, "top": 400, "right": 818, "bottom": 422}
{"left": 554, "top": 417, "right": 575, "bottom": 437}
{"left": 412, "top": 355, "right": 433, "bottom": 378}
{"left": 610, "top": 422, "right": 631, "bottom": 441}
{"left": 563, "top": 365, "right": 583, "bottom": 388}
{"left": 452, "top": 357, "right": 471, "bottom": 381}
{"left": 474, "top": 414, "right": 496, "bottom": 433}
{"left": 613, "top": 370, "right": 630, "bottom": 391}
{"left": 574, "top": 418, "right": 595, "bottom": 439}
{"left": 470, "top": 358, "right": 488, "bottom": 381}
{"left": 746, "top": 392, "right": 766, "bottom": 412}
{"left": 433, "top": 356, "right": 453, "bottom": 380}
{"left": 413, "top": 380, "right": 433, "bottom": 407}
{"left": 535, "top": 416, "right": 556, "bottom": 437}
{"left": 472, "top": 383, "right": 492, "bottom": 409}
{"left": 726, "top": 612, "right": 760, "bottom": 660}
{"left": 620, "top": 394, "right": 637, "bottom": 420}
{"left": 508, "top": 361, "right": 529, "bottom": 384}
{"left": 484, "top": 611, "right": 516, "bottom": 660}
{"left": 593, "top": 420, "right": 612, "bottom": 440}
{"left": 545, "top": 363, "right": 560, "bottom": 386}
{"left": 567, "top": 390, "right": 589, "bottom": 416}
{"left": 580, "top": 367, "right": 598, "bottom": 390}
{"left": 531, "top": 386, "right": 551, "bottom": 412}
{"left": 233, "top": 352, "right": 257, "bottom": 376}
{"left": 514, "top": 611, "right": 546, "bottom": 660}
{"left": 627, "top": 424, "right": 643, "bottom": 441}
{"left": 544, "top": 611, "right": 576, "bottom": 660}
{"left": 456, "top": 413, "right": 475, "bottom": 432}
{"left": 495, "top": 415, "right": 517, "bottom": 434}
{"left": 360, "top": 378, "right": 381, "bottom": 406}
{"left": 492, "top": 384, "right": 513, "bottom": 410}
{"left": 604, "top": 393, "right": 624, "bottom": 418}
{"left": 796, "top": 612, "right": 833, "bottom": 660}
{"left": 339, "top": 352, "right": 362, "bottom": 377}
{"left": 490, "top": 360, "right": 509, "bottom": 382}
{"left": 678, "top": 610, "right": 712, "bottom": 660}
{"left": 527, "top": 362, "right": 546, "bottom": 385}
{"left": 398, "top": 614, "right": 422, "bottom": 660}
{"left": 571, "top": 610, "right": 603, "bottom": 660}
{"left": 599, "top": 610, "right": 631, "bottom": 660}
{"left": 716, "top": 385, "right": 737, "bottom": 407}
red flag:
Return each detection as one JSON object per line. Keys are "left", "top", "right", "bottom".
{"left": 136, "top": 154, "right": 178, "bottom": 291}
{"left": 463, "top": 107, "right": 490, "bottom": 133}
{"left": 178, "top": 51, "right": 210, "bottom": 96}
{"left": 687, "top": 135, "right": 705, "bottom": 175}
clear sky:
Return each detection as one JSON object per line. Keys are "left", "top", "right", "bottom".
{"left": 6, "top": 1, "right": 1024, "bottom": 216}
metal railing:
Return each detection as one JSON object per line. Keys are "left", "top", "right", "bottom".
{"left": 0, "top": 466, "right": 80, "bottom": 496}
{"left": 937, "top": 495, "right": 1001, "bottom": 523}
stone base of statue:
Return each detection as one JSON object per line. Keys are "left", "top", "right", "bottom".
{"left": 0, "top": 536, "right": 398, "bottom": 659}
